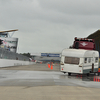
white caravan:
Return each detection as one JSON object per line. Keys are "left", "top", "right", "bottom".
{"left": 60, "top": 49, "right": 99, "bottom": 75}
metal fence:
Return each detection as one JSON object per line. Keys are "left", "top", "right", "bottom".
{"left": 0, "top": 47, "right": 29, "bottom": 61}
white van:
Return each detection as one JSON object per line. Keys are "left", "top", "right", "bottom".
{"left": 60, "top": 49, "right": 99, "bottom": 75}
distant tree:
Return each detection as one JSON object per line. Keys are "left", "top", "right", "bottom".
{"left": 22, "top": 53, "right": 32, "bottom": 58}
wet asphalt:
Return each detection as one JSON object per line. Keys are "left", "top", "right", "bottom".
{"left": 0, "top": 64, "right": 100, "bottom": 88}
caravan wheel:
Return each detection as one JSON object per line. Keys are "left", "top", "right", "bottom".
{"left": 68, "top": 73, "right": 71, "bottom": 76}
{"left": 63, "top": 72, "right": 66, "bottom": 74}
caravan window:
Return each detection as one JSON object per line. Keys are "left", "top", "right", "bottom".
{"left": 88, "top": 58, "right": 91, "bottom": 63}
{"left": 84, "top": 58, "right": 87, "bottom": 63}
{"left": 64, "top": 57, "right": 79, "bottom": 65}
{"left": 95, "top": 57, "right": 98, "bottom": 63}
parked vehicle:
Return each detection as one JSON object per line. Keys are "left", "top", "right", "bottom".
{"left": 60, "top": 49, "right": 99, "bottom": 75}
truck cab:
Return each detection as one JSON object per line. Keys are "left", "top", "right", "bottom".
{"left": 72, "top": 37, "right": 95, "bottom": 50}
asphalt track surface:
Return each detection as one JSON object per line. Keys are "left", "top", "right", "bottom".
{"left": 0, "top": 64, "right": 100, "bottom": 100}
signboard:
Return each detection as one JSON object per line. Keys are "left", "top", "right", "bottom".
{"left": 41, "top": 53, "right": 48, "bottom": 57}
{"left": 41, "top": 53, "right": 60, "bottom": 57}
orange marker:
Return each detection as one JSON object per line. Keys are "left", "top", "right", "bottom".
{"left": 94, "top": 77, "right": 95, "bottom": 81}
{"left": 51, "top": 64, "right": 53, "bottom": 70}
{"left": 96, "top": 78, "right": 97, "bottom": 82}
{"left": 48, "top": 64, "right": 50, "bottom": 68}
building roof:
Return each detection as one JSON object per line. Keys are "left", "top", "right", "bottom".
{"left": 0, "top": 29, "right": 18, "bottom": 33}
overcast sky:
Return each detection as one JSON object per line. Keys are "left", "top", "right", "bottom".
{"left": 0, "top": 0, "right": 100, "bottom": 53}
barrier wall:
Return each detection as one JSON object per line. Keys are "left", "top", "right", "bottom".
{"left": 0, "top": 59, "right": 36, "bottom": 67}
{"left": 0, "top": 47, "right": 30, "bottom": 61}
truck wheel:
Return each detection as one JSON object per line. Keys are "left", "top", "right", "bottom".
{"left": 68, "top": 73, "right": 71, "bottom": 76}
{"left": 95, "top": 73, "right": 99, "bottom": 76}
{"left": 87, "top": 73, "right": 89, "bottom": 76}
{"left": 98, "top": 73, "right": 100, "bottom": 76}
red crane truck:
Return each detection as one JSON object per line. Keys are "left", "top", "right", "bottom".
{"left": 72, "top": 37, "right": 100, "bottom": 73}
{"left": 72, "top": 37, "right": 95, "bottom": 50}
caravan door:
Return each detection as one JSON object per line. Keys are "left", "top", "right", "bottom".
{"left": 92, "top": 52, "right": 95, "bottom": 72}
{"left": 64, "top": 57, "right": 80, "bottom": 73}
{"left": 61, "top": 56, "right": 81, "bottom": 73}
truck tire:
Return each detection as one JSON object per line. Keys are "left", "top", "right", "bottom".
{"left": 95, "top": 72, "right": 99, "bottom": 76}
{"left": 87, "top": 73, "right": 89, "bottom": 76}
